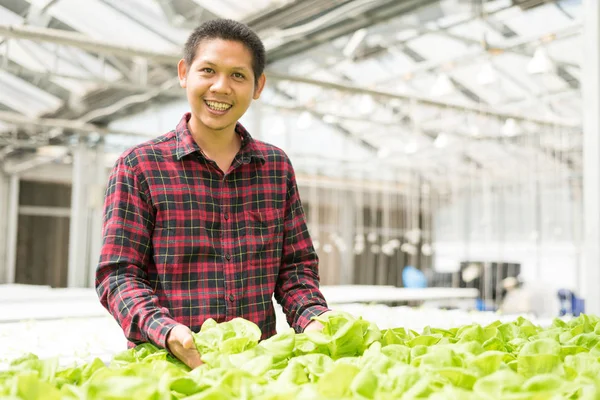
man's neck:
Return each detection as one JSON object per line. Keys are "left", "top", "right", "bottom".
{"left": 189, "top": 118, "right": 241, "bottom": 159}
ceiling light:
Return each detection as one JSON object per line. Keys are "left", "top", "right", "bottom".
{"left": 527, "top": 47, "right": 555, "bottom": 75}
{"left": 433, "top": 133, "right": 449, "bottom": 148}
{"left": 502, "top": 118, "right": 521, "bottom": 136}
{"left": 431, "top": 73, "right": 455, "bottom": 97}
{"left": 477, "top": 62, "right": 498, "bottom": 85}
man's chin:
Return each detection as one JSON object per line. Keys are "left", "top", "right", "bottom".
{"left": 200, "top": 118, "right": 233, "bottom": 132}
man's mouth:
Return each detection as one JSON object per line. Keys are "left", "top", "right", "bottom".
{"left": 204, "top": 100, "right": 232, "bottom": 111}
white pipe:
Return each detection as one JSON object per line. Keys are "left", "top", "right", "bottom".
{"left": 5, "top": 174, "right": 19, "bottom": 284}
{"left": 581, "top": 0, "right": 600, "bottom": 314}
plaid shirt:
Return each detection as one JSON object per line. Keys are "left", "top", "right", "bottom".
{"left": 96, "top": 113, "right": 328, "bottom": 349}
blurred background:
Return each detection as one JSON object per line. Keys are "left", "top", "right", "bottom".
{"left": 0, "top": 0, "right": 597, "bottom": 363}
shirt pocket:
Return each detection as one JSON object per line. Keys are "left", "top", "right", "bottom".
{"left": 244, "top": 209, "right": 284, "bottom": 265}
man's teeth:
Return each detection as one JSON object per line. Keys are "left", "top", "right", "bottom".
{"left": 205, "top": 101, "right": 232, "bottom": 111}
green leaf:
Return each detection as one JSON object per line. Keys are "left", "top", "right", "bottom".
{"left": 381, "top": 345, "right": 411, "bottom": 365}
{"left": 380, "top": 328, "right": 408, "bottom": 346}
{"left": 568, "top": 333, "right": 600, "bottom": 350}
{"left": 193, "top": 318, "right": 261, "bottom": 356}
{"left": 407, "top": 335, "right": 441, "bottom": 348}
{"left": 350, "top": 368, "right": 378, "bottom": 399}
{"left": 473, "top": 369, "right": 525, "bottom": 397}
{"left": 456, "top": 324, "right": 485, "bottom": 343}
{"left": 517, "top": 354, "right": 561, "bottom": 378}
{"left": 316, "top": 363, "right": 359, "bottom": 398}
{"left": 560, "top": 345, "right": 588, "bottom": 359}
{"left": 522, "top": 374, "right": 565, "bottom": 392}
{"left": 468, "top": 351, "right": 510, "bottom": 376}
{"left": 258, "top": 328, "right": 295, "bottom": 363}
{"left": 11, "top": 373, "right": 62, "bottom": 400}
{"left": 482, "top": 337, "right": 506, "bottom": 351}
{"left": 435, "top": 367, "right": 477, "bottom": 390}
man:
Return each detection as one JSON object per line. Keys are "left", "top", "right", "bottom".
{"left": 96, "top": 19, "right": 329, "bottom": 369}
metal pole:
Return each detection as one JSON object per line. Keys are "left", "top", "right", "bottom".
{"left": 87, "top": 143, "right": 107, "bottom": 287}
{"left": 339, "top": 188, "right": 355, "bottom": 285}
{"left": 5, "top": 175, "right": 19, "bottom": 284}
{"left": 582, "top": 0, "right": 600, "bottom": 314}
{"left": 67, "top": 139, "right": 89, "bottom": 287}
{"left": 0, "top": 24, "right": 176, "bottom": 64}
{"left": 0, "top": 171, "right": 8, "bottom": 282}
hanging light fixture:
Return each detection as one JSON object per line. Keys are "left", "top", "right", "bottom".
{"left": 527, "top": 47, "right": 555, "bottom": 75}
{"left": 477, "top": 62, "right": 498, "bottom": 85}
{"left": 433, "top": 133, "right": 450, "bottom": 148}
{"left": 502, "top": 118, "right": 521, "bottom": 137}
{"left": 431, "top": 73, "right": 455, "bottom": 97}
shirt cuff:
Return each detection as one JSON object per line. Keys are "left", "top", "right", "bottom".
{"left": 297, "top": 305, "right": 330, "bottom": 332}
{"left": 145, "top": 314, "right": 181, "bottom": 349}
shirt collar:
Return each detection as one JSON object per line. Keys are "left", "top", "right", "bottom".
{"left": 175, "top": 112, "right": 266, "bottom": 164}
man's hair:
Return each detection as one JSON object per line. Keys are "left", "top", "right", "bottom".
{"left": 183, "top": 19, "right": 266, "bottom": 86}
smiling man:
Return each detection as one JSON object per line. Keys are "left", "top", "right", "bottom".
{"left": 96, "top": 19, "right": 330, "bottom": 369}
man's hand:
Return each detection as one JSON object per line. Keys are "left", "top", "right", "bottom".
{"left": 303, "top": 311, "right": 331, "bottom": 333}
{"left": 166, "top": 324, "right": 203, "bottom": 369}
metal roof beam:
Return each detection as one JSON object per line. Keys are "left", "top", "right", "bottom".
{"left": 0, "top": 110, "right": 157, "bottom": 137}
{"left": 267, "top": 72, "right": 579, "bottom": 129}
{"left": 373, "top": 22, "right": 581, "bottom": 86}
{"left": 0, "top": 24, "right": 177, "bottom": 64}
{"left": 0, "top": 23, "right": 580, "bottom": 128}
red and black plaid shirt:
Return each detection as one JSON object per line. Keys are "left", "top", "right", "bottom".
{"left": 96, "top": 113, "right": 328, "bottom": 349}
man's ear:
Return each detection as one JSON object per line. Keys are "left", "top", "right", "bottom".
{"left": 177, "top": 59, "right": 188, "bottom": 88}
{"left": 253, "top": 73, "right": 266, "bottom": 100}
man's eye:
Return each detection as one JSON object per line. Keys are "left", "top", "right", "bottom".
{"left": 201, "top": 68, "right": 214, "bottom": 73}
{"left": 233, "top": 72, "right": 245, "bottom": 79}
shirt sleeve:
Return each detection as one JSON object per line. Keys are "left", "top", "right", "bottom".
{"left": 274, "top": 160, "right": 330, "bottom": 332}
{"left": 95, "top": 156, "right": 179, "bottom": 349}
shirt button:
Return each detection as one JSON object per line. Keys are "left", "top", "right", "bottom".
{"left": 225, "top": 254, "right": 231, "bottom": 260}
{"left": 228, "top": 294, "right": 235, "bottom": 302}
{"left": 224, "top": 213, "right": 229, "bottom": 220}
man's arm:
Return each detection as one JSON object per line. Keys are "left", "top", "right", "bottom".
{"left": 95, "top": 157, "right": 179, "bottom": 349}
{"left": 274, "top": 161, "right": 329, "bottom": 332}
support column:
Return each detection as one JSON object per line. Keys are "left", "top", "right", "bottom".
{"left": 87, "top": 142, "right": 107, "bottom": 287}
{"left": 582, "top": 0, "right": 600, "bottom": 314}
{"left": 68, "top": 138, "right": 91, "bottom": 287}
{"left": 0, "top": 170, "right": 6, "bottom": 282}
{"left": 339, "top": 188, "right": 356, "bottom": 285}
{"left": 5, "top": 174, "right": 19, "bottom": 284}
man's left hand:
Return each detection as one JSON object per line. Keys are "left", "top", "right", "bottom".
{"left": 303, "top": 311, "right": 331, "bottom": 332}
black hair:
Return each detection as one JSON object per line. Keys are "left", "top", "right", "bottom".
{"left": 183, "top": 19, "right": 266, "bottom": 86}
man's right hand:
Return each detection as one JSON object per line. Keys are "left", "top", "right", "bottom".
{"left": 166, "top": 324, "right": 203, "bottom": 369}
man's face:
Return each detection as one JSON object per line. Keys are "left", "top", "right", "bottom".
{"left": 178, "top": 39, "right": 265, "bottom": 135}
